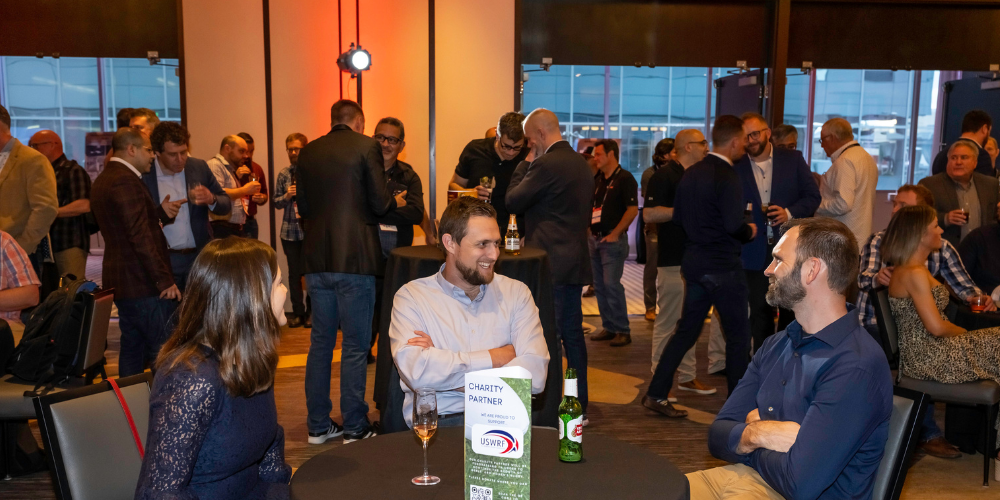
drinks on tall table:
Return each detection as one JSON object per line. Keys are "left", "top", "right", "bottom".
{"left": 559, "top": 368, "right": 583, "bottom": 463}
{"left": 505, "top": 214, "right": 521, "bottom": 255}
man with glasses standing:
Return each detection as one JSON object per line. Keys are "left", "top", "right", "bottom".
{"left": 815, "top": 118, "right": 878, "bottom": 251}
{"left": 371, "top": 117, "right": 423, "bottom": 363}
{"left": 274, "top": 133, "right": 311, "bottom": 328}
{"left": 735, "top": 113, "right": 820, "bottom": 352}
{"left": 449, "top": 112, "right": 529, "bottom": 229}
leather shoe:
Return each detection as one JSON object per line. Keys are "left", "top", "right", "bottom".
{"left": 609, "top": 333, "right": 632, "bottom": 346}
{"left": 590, "top": 330, "right": 615, "bottom": 341}
{"left": 303, "top": 316, "right": 312, "bottom": 328}
{"left": 287, "top": 316, "right": 303, "bottom": 328}
{"left": 582, "top": 285, "right": 596, "bottom": 297}
{"left": 645, "top": 311, "right": 656, "bottom": 322}
{"left": 919, "top": 437, "right": 961, "bottom": 459}
{"left": 642, "top": 396, "right": 687, "bottom": 418}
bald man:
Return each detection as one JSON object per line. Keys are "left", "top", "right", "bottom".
{"left": 29, "top": 130, "right": 92, "bottom": 280}
{"left": 815, "top": 118, "right": 878, "bottom": 250}
{"left": 507, "top": 108, "right": 595, "bottom": 420}
{"left": 206, "top": 135, "right": 261, "bottom": 238}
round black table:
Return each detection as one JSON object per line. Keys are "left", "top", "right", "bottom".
{"left": 373, "top": 245, "right": 562, "bottom": 432}
{"left": 290, "top": 427, "right": 690, "bottom": 499}
{"left": 948, "top": 298, "right": 1000, "bottom": 330}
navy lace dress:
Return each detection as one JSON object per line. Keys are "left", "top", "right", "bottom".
{"left": 135, "top": 347, "right": 291, "bottom": 499}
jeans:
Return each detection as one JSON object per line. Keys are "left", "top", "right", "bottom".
{"left": 648, "top": 270, "right": 751, "bottom": 398}
{"left": 643, "top": 232, "right": 658, "bottom": 312}
{"left": 168, "top": 252, "right": 199, "bottom": 293}
{"left": 588, "top": 235, "right": 630, "bottom": 334}
{"left": 304, "top": 272, "right": 375, "bottom": 434}
{"left": 115, "top": 296, "right": 179, "bottom": 376}
{"left": 653, "top": 267, "right": 727, "bottom": 380}
{"left": 280, "top": 239, "right": 309, "bottom": 318}
{"left": 553, "top": 284, "right": 588, "bottom": 412}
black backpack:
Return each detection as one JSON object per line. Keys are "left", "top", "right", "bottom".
{"left": 6, "top": 277, "right": 99, "bottom": 386}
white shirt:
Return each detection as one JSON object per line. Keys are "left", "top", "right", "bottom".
{"left": 389, "top": 267, "right": 550, "bottom": 428}
{"left": 750, "top": 146, "right": 774, "bottom": 205}
{"left": 154, "top": 159, "right": 197, "bottom": 250}
{"left": 0, "top": 138, "right": 15, "bottom": 179}
{"left": 206, "top": 154, "right": 246, "bottom": 224}
{"left": 816, "top": 140, "right": 879, "bottom": 250}
{"left": 109, "top": 157, "right": 143, "bottom": 178}
{"left": 709, "top": 151, "right": 734, "bottom": 166}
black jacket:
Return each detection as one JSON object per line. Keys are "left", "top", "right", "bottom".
{"left": 143, "top": 157, "right": 232, "bottom": 250}
{"left": 297, "top": 124, "right": 396, "bottom": 275}
{"left": 377, "top": 160, "right": 425, "bottom": 248}
{"left": 506, "top": 141, "right": 595, "bottom": 285}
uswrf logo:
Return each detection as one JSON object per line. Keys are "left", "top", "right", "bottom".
{"left": 472, "top": 424, "right": 524, "bottom": 459}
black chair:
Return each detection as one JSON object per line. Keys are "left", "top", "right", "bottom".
{"left": 33, "top": 372, "right": 152, "bottom": 500}
{"left": 872, "top": 286, "right": 1000, "bottom": 486}
{"left": 872, "top": 386, "right": 929, "bottom": 500}
{"left": 0, "top": 287, "right": 114, "bottom": 479}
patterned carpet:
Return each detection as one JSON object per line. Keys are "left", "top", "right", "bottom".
{"left": 582, "top": 260, "right": 649, "bottom": 316}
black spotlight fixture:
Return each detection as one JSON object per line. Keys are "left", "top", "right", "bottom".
{"left": 337, "top": 43, "right": 372, "bottom": 75}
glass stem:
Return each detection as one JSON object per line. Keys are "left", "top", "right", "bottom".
{"left": 422, "top": 440, "right": 429, "bottom": 478}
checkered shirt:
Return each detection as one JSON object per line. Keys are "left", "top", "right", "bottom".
{"left": 0, "top": 230, "right": 41, "bottom": 322}
{"left": 273, "top": 166, "right": 304, "bottom": 241}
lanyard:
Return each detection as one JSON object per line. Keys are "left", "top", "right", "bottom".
{"left": 594, "top": 166, "right": 621, "bottom": 209}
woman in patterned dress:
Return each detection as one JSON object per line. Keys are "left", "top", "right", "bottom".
{"left": 882, "top": 204, "right": 1000, "bottom": 460}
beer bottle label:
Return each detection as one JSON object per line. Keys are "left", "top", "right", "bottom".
{"left": 559, "top": 414, "right": 583, "bottom": 443}
{"left": 506, "top": 237, "right": 519, "bottom": 251}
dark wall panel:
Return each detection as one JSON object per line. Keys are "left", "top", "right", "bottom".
{"left": 788, "top": 3, "right": 1000, "bottom": 71}
{"left": 0, "top": 0, "right": 179, "bottom": 58}
{"left": 522, "top": 1, "right": 768, "bottom": 68}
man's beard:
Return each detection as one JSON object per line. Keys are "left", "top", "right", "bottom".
{"left": 765, "top": 265, "right": 806, "bottom": 310}
{"left": 748, "top": 141, "right": 767, "bottom": 157}
{"left": 457, "top": 259, "right": 494, "bottom": 286}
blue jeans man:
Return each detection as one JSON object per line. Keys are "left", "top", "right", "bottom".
{"left": 305, "top": 272, "right": 376, "bottom": 440}
{"left": 588, "top": 235, "right": 631, "bottom": 345}
{"left": 553, "top": 284, "right": 588, "bottom": 414}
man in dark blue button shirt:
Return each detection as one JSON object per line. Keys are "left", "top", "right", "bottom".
{"left": 642, "top": 115, "right": 755, "bottom": 417}
{"left": 689, "top": 217, "right": 893, "bottom": 499}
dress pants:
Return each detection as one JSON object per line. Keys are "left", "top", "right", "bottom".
{"left": 53, "top": 247, "right": 88, "bottom": 281}
{"left": 652, "top": 266, "right": 727, "bottom": 379}
{"left": 211, "top": 221, "right": 243, "bottom": 239}
{"left": 686, "top": 464, "right": 784, "bottom": 499}
{"left": 643, "top": 232, "right": 658, "bottom": 313}
{"left": 647, "top": 269, "right": 751, "bottom": 398}
{"left": 280, "top": 239, "right": 309, "bottom": 319}
{"left": 588, "top": 236, "right": 630, "bottom": 334}
{"left": 243, "top": 216, "right": 259, "bottom": 239}
{"left": 304, "top": 272, "right": 374, "bottom": 434}
{"left": 168, "top": 251, "right": 199, "bottom": 292}
{"left": 554, "top": 284, "right": 588, "bottom": 412}
{"left": 115, "top": 296, "right": 179, "bottom": 376}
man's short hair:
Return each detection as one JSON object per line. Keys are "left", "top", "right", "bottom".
{"left": 150, "top": 121, "right": 191, "bottom": 153}
{"left": 772, "top": 124, "right": 798, "bottom": 142}
{"left": 131, "top": 107, "right": 160, "bottom": 127}
{"left": 961, "top": 109, "right": 992, "bottom": 134}
{"left": 653, "top": 138, "right": 675, "bottom": 157}
{"left": 285, "top": 132, "right": 308, "bottom": 146}
{"left": 948, "top": 140, "right": 978, "bottom": 158}
{"left": 825, "top": 118, "right": 854, "bottom": 141}
{"left": 237, "top": 132, "right": 254, "bottom": 144}
{"left": 497, "top": 112, "right": 526, "bottom": 143}
{"left": 0, "top": 105, "right": 10, "bottom": 129}
{"left": 780, "top": 217, "right": 859, "bottom": 295}
{"left": 220, "top": 135, "right": 242, "bottom": 150}
{"left": 112, "top": 127, "right": 146, "bottom": 153}
{"left": 331, "top": 99, "right": 364, "bottom": 125}
{"left": 711, "top": 115, "right": 744, "bottom": 146}
{"left": 896, "top": 184, "right": 934, "bottom": 207}
{"left": 594, "top": 139, "right": 620, "bottom": 161}
{"left": 116, "top": 108, "right": 134, "bottom": 129}
{"left": 438, "top": 197, "right": 497, "bottom": 251}
{"left": 740, "top": 112, "right": 767, "bottom": 127}
{"left": 376, "top": 117, "right": 405, "bottom": 141}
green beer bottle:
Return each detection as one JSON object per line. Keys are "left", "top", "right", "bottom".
{"left": 558, "top": 368, "right": 583, "bottom": 462}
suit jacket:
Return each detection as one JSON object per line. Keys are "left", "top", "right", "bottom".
{"left": 931, "top": 138, "right": 995, "bottom": 177}
{"left": 0, "top": 140, "right": 58, "bottom": 254}
{"left": 506, "top": 141, "right": 595, "bottom": 285}
{"left": 918, "top": 172, "right": 1000, "bottom": 248}
{"left": 296, "top": 124, "right": 396, "bottom": 276}
{"left": 91, "top": 161, "right": 174, "bottom": 300}
{"left": 735, "top": 147, "right": 821, "bottom": 270}
{"left": 142, "top": 157, "right": 232, "bottom": 250}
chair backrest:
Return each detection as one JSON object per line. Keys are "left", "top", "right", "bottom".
{"left": 74, "top": 289, "right": 113, "bottom": 377}
{"left": 872, "top": 386, "right": 928, "bottom": 500}
{"left": 33, "top": 372, "right": 152, "bottom": 500}
{"left": 871, "top": 287, "right": 900, "bottom": 364}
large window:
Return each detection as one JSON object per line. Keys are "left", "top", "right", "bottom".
{"left": 522, "top": 64, "right": 941, "bottom": 189}
{"left": 0, "top": 56, "right": 181, "bottom": 164}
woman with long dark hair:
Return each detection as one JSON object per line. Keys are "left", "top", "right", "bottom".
{"left": 883, "top": 204, "right": 1000, "bottom": 464}
{"left": 136, "top": 237, "right": 291, "bottom": 499}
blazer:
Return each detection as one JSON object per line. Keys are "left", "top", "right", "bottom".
{"left": 0, "top": 140, "right": 58, "bottom": 254}
{"left": 735, "top": 147, "right": 821, "bottom": 271}
{"left": 91, "top": 161, "right": 174, "bottom": 300}
{"left": 918, "top": 172, "right": 1000, "bottom": 248}
{"left": 506, "top": 141, "right": 595, "bottom": 286}
{"left": 296, "top": 124, "right": 396, "bottom": 276}
{"left": 931, "top": 138, "right": 995, "bottom": 177}
{"left": 142, "top": 157, "right": 232, "bottom": 250}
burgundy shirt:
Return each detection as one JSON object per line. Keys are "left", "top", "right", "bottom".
{"left": 238, "top": 161, "right": 269, "bottom": 218}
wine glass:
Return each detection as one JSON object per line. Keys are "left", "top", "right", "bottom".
{"left": 187, "top": 181, "right": 203, "bottom": 202}
{"left": 412, "top": 389, "right": 440, "bottom": 486}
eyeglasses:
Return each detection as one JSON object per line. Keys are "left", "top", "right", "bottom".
{"left": 746, "top": 128, "right": 769, "bottom": 141}
{"left": 686, "top": 140, "right": 708, "bottom": 147}
{"left": 373, "top": 134, "right": 402, "bottom": 146}
{"left": 286, "top": 147, "right": 302, "bottom": 154}
{"left": 496, "top": 138, "right": 524, "bottom": 153}
{"left": 774, "top": 143, "right": 797, "bottom": 150}
{"left": 819, "top": 134, "right": 834, "bottom": 144}
{"left": 144, "top": 147, "right": 154, "bottom": 154}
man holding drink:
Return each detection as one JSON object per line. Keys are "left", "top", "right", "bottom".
{"left": 919, "top": 140, "right": 1000, "bottom": 248}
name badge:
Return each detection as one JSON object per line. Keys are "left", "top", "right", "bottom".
{"left": 591, "top": 207, "right": 602, "bottom": 225}
{"left": 379, "top": 224, "right": 398, "bottom": 232}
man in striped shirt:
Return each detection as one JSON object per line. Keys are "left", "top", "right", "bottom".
{"left": 0, "top": 229, "right": 40, "bottom": 324}
{"left": 815, "top": 118, "right": 878, "bottom": 251}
